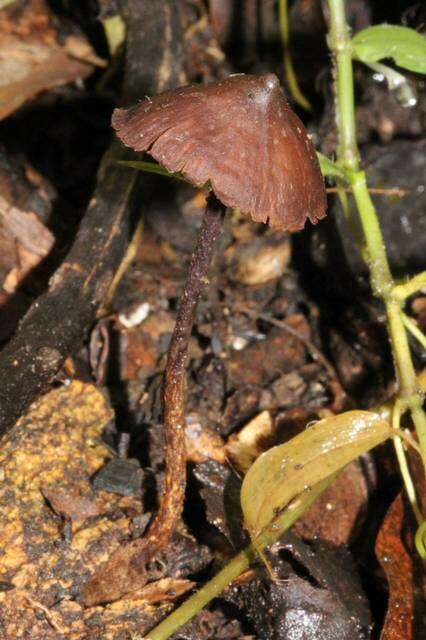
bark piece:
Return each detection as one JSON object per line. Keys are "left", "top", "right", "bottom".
{"left": 0, "top": 195, "right": 54, "bottom": 294}
{"left": 0, "top": 0, "right": 104, "bottom": 120}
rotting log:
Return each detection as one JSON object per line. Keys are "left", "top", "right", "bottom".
{"left": 0, "top": 0, "right": 185, "bottom": 437}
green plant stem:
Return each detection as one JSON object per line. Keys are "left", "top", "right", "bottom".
{"left": 393, "top": 271, "right": 426, "bottom": 302}
{"left": 145, "top": 478, "right": 332, "bottom": 640}
{"left": 327, "top": 0, "right": 426, "bottom": 492}
{"left": 392, "top": 401, "right": 422, "bottom": 524}
{"left": 118, "top": 160, "right": 185, "bottom": 181}
{"left": 349, "top": 171, "right": 392, "bottom": 295}
{"left": 145, "top": 550, "right": 253, "bottom": 640}
{"left": 278, "top": 0, "right": 312, "bottom": 111}
{"left": 361, "top": 60, "right": 409, "bottom": 92}
{"left": 327, "top": 0, "right": 359, "bottom": 170}
{"left": 415, "top": 521, "right": 426, "bottom": 559}
{"left": 402, "top": 313, "right": 426, "bottom": 351}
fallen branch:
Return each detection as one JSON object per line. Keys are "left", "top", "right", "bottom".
{"left": 0, "top": 143, "right": 135, "bottom": 436}
{"left": 0, "top": 0, "right": 184, "bottom": 437}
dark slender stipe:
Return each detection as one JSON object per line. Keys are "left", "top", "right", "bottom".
{"left": 147, "top": 193, "right": 225, "bottom": 546}
{"left": 85, "top": 72, "right": 327, "bottom": 605}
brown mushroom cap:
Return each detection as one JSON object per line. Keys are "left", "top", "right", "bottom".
{"left": 112, "top": 73, "right": 326, "bottom": 231}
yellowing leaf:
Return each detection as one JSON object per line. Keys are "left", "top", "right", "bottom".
{"left": 241, "top": 410, "right": 391, "bottom": 541}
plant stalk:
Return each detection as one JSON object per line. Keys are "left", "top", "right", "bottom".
{"left": 278, "top": 0, "right": 312, "bottom": 111}
{"left": 327, "top": 0, "right": 426, "bottom": 484}
{"left": 327, "top": 0, "right": 359, "bottom": 171}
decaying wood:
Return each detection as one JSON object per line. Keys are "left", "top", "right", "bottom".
{"left": 0, "top": 380, "right": 181, "bottom": 638}
{"left": 0, "top": 142, "right": 135, "bottom": 436}
{"left": 0, "top": 0, "right": 184, "bottom": 439}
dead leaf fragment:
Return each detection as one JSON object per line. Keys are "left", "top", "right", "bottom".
{"left": 294, "top": 460, "right": 369, "bottom": 546}
{"left": 0, "top": 0, "right": 105, "bottom": 120}
{"left": 227, "top": 317, "right": 309, "bottom": 387}
{"left": 0, "top": 194, "right": 54, "bottom": 293}
{"left": 194, "top": 460, "right": 245, "bottom": 546}
{"left": 185, "top": 413, "right": 226, "bottom": 464}
{"left": 228, "top": 234, "right": 291, "bottom": 285}
{"left": 225, "top": 410, "right": 274, "bottom": 473}
{"left": 41, "top": 486, "right": 100, "bottom": 529}
{"left": 130, "top": 577, "right": 194, "bottom": 603}
{"left": 119, "top": 328, "right": 161, "bottom": 380}
{"left": 375, "top": 494, "right": 415, "bottom": 640}
{"left": 118, "top": 309, "right": 175, "bottom": 380}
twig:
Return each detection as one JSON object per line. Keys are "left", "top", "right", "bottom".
{"left": 21, "top": 592, "right": 69, "bottom": 634}
{"left": 101, "top": 216, "right": 144, "bottom": 313}
{"left": 392, "top": 401, "right": 422, "bottom": 524}
{"left": 326, "top": 186, "right": 409, "bottom": 197}
{"left": 402, "top": 313, "right": 426, "bottom": 351}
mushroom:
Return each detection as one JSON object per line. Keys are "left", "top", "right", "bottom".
{"left": 85, "top": 73, "right": 326, "bottom": 604}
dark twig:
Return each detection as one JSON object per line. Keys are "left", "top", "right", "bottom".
{"left": 0, "top": 147, "right": 136, "bottom": 436}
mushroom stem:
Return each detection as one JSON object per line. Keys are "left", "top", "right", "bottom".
{"left": 147, "top": 192, "right": 225, "bottom": 548}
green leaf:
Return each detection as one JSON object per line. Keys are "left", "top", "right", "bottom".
{"left": 352, "top": 25, "right": 426, "bottom": 74}
{"left": 121, "top": 155, "right": 346, "bottom": 186}
{"left": 316, "top": 152, "right": 348, "bottom": 181}
{"left": 241, "top": 410, "right": 391, "bottom": 542}
{"left": 117, "top": 160, "right": 185, "bottom": 181}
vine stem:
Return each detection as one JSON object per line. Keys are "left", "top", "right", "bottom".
{"left": 327, "top": 0, "right": 426, "bottom": 479}
{"left": 392, "top": 402, "right": 422, "bottom": 525}
{"left": 327, "top": 0, "right": 359, "bottom": 171}
{"left": 402, "top": 313, "right": 426, "bottom": 351}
